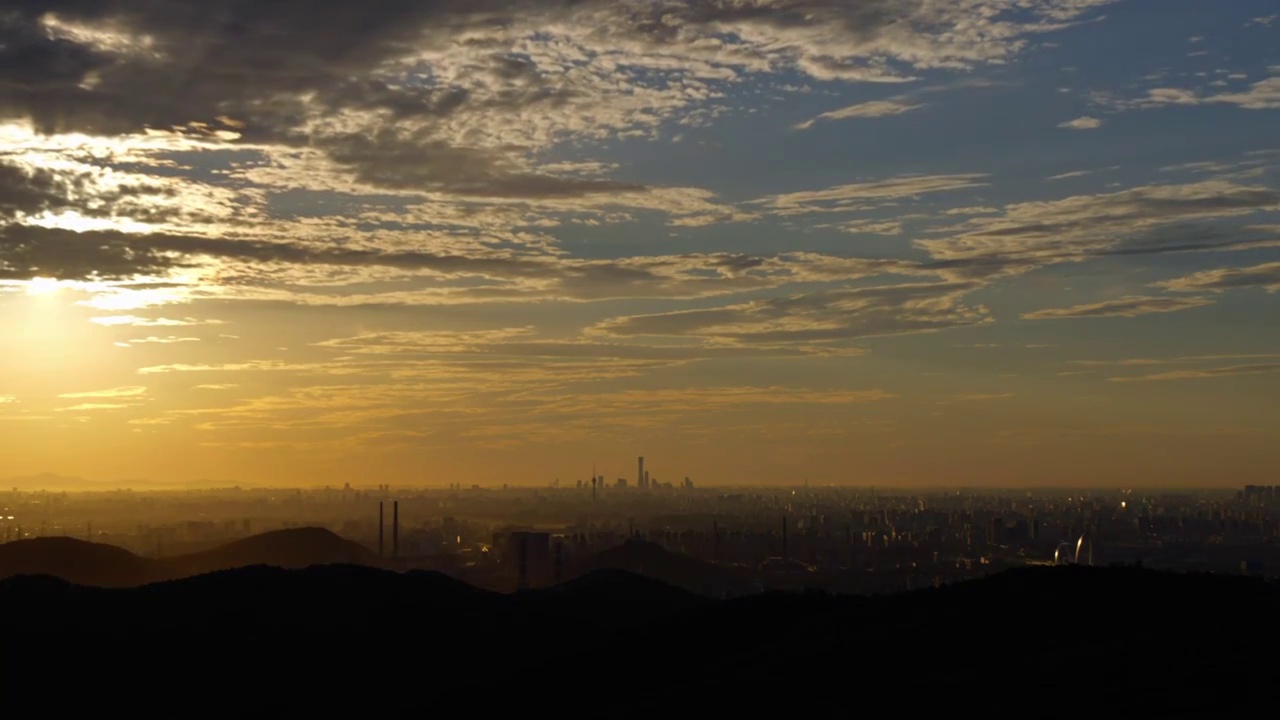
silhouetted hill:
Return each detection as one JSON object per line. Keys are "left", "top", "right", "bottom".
{"left": 0, "top": 527, "right": 383, "bottom": 587}
{"left": 0, "top": 537, "right": 157, "bottom": 587}
{"left": 524, "top": 568, "right": 710, "bottom": 623}
{"left": 161, "top": 527, "right": 381, "bottom": 578}
{"left": 2, "top": 563, "right": 1275, "bottom": 713}
{"left": 576, "top": 538, "right": 740, "bottom": 595}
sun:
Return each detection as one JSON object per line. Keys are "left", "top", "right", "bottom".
{"left": 24, "top": 277, "right": 65, "bottom": 296}
{"left": 25, "top": 277, "right": 65, "bottom": 296}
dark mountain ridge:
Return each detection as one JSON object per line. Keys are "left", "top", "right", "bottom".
{"left": 0, "top": 562, "right": 1274, "bottom": 714}
{"left": 0, "top": 527, "right": 381, "bottom": 587}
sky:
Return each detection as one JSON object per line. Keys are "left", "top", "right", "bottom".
{"left": 1, "top": 0, "right": 1278, "bottom": 489}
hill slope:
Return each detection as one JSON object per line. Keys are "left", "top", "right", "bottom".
{"left": 0, "top": 527, "right": 383, "bottom": 586}
{"left": 0, "top": 537, "right": 157, "bottom": 587}
{"left": 161, "top": 527, "right": 381, "bottom": 578}
{"left": 0, "top": 564, "right": 1275, "bottom": 713}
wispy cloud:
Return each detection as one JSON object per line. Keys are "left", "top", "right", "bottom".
{"left": 91, "top": 316, "right": 225, "bottom": 327}
{"left": 1022, "top": 296, "right": 1213, "bottom": 319}
{"left": 1153, "top": 261, "right": 1280, "bottom": 293}
{"left": 937, "top": 393, "right": 1015, "bottom": 404}
{"left": 1070, "top": 354, "right": 1280, "bottom": 367}
{"left": 122, "top": 336, "right": 201, "bottom": 345}
{"left": 1058, "top": 116, "right": 1104, "bottom": 130}
{"left": 57, "top": 386, "right": 148, "bottom": 399}
{"left": 1047, "top": 170, "right": 1093, "bottom": 181}
{"left": 1109, "top": 70, "right": 1280, "bottom": 112}
{"left": 795, "top": 100, "right": 925, "bottom": 130}
{"left": 751, "top": 175, "right": 988, "bottom": 216}
{"left": 1110, "top": 364, "right": 1280, "bottom": 382}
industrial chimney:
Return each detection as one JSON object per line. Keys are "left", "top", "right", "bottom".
{"left": 782, "top": 516, "right": 789, "bottom": 565}
{"left": 392, "top": 501, "right": 400, "bottom": 557}
{"left": 378, "top": 502, "right": 384, "bottom": 557}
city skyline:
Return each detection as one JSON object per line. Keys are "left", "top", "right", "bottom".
{"left": 2, "top": 1, "right": 1279, "bottom": 487}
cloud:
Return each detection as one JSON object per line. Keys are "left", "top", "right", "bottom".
{"left": 1110, "top": 364, "right": 1280, "bottom": 382}
{"left": 836, "top": 219, "right": 904, "bottom": 235}
{"left": 57, "top": 386, "right": 148, "bottom": 399}
{"left": 0, "top": 0, "right": 1115, "bottom": 202}
{"left": 795, "top": 100, "right": 925, "bottom": 129}
{"left": 751, "top": 174, "right": 988, "bottom": 216}
{"left": 0, "top": 395, "right": 15, "bottom": 404}
{"left": 1153, "top": 261, "right": 1280, "bottom": 293}
{"left": 1046, "top": 170, "right": 1093, "bottom": 181}
{"left": 590, "top": 281, "right": 990, "bottom": 345}
{"left": 1022, "top": 296, "right": 1213, "bottom": 319}
{"left": 1069, "top": 353, "right": 1280, "bottom": 368}
{"left": 1058, "top": 116, "right": 1104, "bottom": 129}
{"left": 314, "top": 330, "right": 861, "bottom": 362}
{"left": 56, "top": 403, "right": 133, "bottom": 412}
{"left": 1206, "top": 76, "right": 1280, "bottom": 110}
{"left": 122, "top": 336, "right": 200, "bottom": 345}
{"left": 90, "top": 315, "right": 224, "bottom": 327}
{"left": 917, "top": 180, "right": 1280, "bottom": 278}
{"left": 937, "top": 393, "right": 1015, "bottom": 404}
{"left": 5, "top": 220, "right": 929, "bottom": 304}
{"left": 1114, "top": 71, "right": 1280, "bottom": 112}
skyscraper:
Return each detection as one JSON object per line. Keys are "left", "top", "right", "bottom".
{"left": 638, "top": 456, "right": 645, "bottom": 489}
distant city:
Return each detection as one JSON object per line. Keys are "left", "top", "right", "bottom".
{"left": 4, "top": 456, "right": 1277, "bottom": 595}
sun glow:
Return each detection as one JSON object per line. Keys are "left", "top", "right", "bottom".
{"left": 27, "top": 211, "right": 156, "bottom": 235}
{"left": 24, "top": 277, "right": 66, "bottom": 296}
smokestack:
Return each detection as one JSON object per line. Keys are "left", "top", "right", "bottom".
{"left": 712, "top": 521, "right": 720, "bottom": 564}
{"left": 518, "top": 536, "right": 529, "bottom": 590}
{"left": 554, "top": 540, "right": 564, "bottom": 584}
{"left": 782, "top": 516, "right": 788, "bottom": 565}
{"left": 378, "top": 502, "right": 384, "bottom": 557}
{"left": 392, "top": 501, "right": 399, "bottom": 557}
{"left": 846, "top": 525, "right": 853, "bottom": 567}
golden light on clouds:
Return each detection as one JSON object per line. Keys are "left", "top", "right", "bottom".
{"left": 0, "top": 1, "right": 1277, "bottom": 488}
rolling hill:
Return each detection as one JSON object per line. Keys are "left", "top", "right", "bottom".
{"left": 0, "top": 563, "right": 1274, "bottom": 714}
{"left": 0, "top": 527, "right": 383, "bottom": 587}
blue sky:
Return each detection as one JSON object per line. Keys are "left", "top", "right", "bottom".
{"left": 0, "top": 1, "right": 1277, "bottom": 487}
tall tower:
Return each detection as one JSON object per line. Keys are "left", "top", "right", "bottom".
{"left": 378, "top": 502, "right": 384, "bottom": 557}
{"left": 392, "top": 501, "right": 400, "bottom": 557}
{"left": 637, "top": 456, "right": 645, "bottom": 489}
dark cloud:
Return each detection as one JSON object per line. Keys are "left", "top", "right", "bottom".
{"left": 0, "top": 158, "right": 183, "bottom": 224}
{"left": 0, "top": 223, "right": 548, "bottom": 281}
{"left": 0, "top": 224, "right": 877, "bottom": 305}
{"left": 0, "top": 161, "right": 67, "bottom": 218}
{"left": 0, "top": 1, "right": 1112, "bottom": 198}
{"left": 0, "top": 224, "right": 178, "bottom": 280}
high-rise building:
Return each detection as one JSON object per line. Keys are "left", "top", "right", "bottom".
{"left": 637, "top": 456, "right": 645, "bottom": 489}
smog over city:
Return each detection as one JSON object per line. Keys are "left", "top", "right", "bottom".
{"left": 1, "top": 0, "right": 1277, "bottom": 711}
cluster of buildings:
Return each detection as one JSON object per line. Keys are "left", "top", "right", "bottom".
{"left": 578, "top": 456, "right": 695, "bottom": 493}
{"left": 4, "top": 472, "right": 1278, "bottom": 594}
